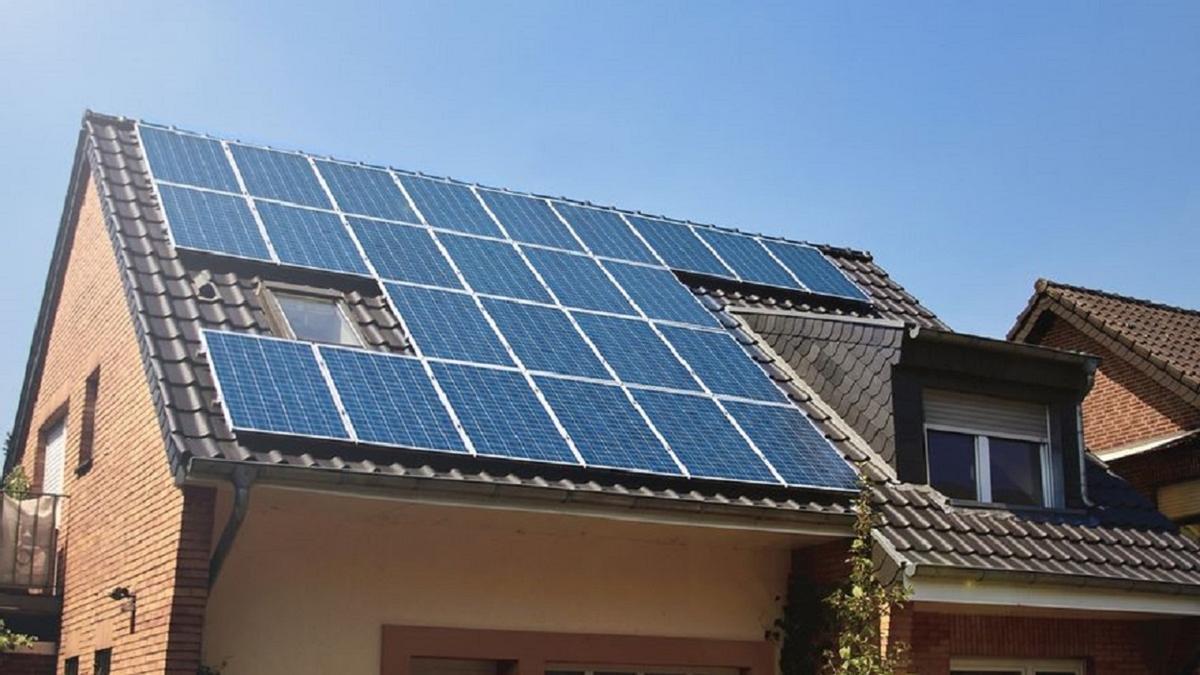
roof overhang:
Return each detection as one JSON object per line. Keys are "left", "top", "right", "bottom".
{"left": 903, "top": 326, "right": 1098, "bottom": 394}
{"left": 187, "top": 456, "right": 857, "bottom": 538}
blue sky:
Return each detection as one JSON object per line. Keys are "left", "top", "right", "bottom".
{"left": 1, "top": 1, "right": 1198, "bottom": 452}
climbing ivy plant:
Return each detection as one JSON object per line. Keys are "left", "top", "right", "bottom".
{"left": 778, "top": 478, "right": 909, "bottom": 675}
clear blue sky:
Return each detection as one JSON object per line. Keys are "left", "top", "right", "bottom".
{"left": 2, "top": 1, "right": 1198, "bottom": 452}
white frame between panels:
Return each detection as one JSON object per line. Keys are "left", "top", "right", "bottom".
{"left": 142, "top": 121, "right": 857, "bottom": 492}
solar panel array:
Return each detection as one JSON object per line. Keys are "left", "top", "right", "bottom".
{"left": 149, "top": 123, "right": 859, "bottom": 491}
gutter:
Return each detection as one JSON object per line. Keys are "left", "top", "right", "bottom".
{"left": 906, "top": 559, "right": 1200, "bottom": 599}
{"left": 187, "top": 457, "right": 856, "bottom": 538}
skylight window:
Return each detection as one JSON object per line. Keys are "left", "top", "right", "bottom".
{"left": 271, "top": 291, "right": 362, "bottom": 347}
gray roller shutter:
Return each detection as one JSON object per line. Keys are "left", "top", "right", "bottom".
{"left": 924, "top": 389, "right": 1048, "bottom": 441}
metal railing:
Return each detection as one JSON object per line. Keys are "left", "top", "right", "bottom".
{"left": 0, "top": 492, "right": 61, "bottom": 594}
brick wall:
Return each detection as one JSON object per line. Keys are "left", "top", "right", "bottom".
{"left": 16, "top": 175, "right": 215, "bottom": 674}
{"left": 890, "top": 610, "right": 1198, "bottom": 675}
{"left": 1035, "top": 315, "right": 1200, "bottom": 451}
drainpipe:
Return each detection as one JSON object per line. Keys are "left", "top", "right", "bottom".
{"left": 208, "top": 465, "right": 256, "bottom": 589}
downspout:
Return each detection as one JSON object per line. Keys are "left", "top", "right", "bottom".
{"left": 208, "top": 465, "right": 256, "bottom": 589}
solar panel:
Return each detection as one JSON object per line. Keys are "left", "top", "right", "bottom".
{"left": 316, "top": 161, "right": 419, "bottom": 224}
{"left": 482, "top": 299, "right": 608, "bottom": 379}
{"left": 204, "top": 331, "right": 349, "bottom": 439}
{"left": 761, "top": 241, "right": 868, "bottom": 301}
{"left": 601, "top": 262, "right": 719, "bottom": 328}
{"left": 522, "top": 248, "right": 635, "bottom": 315}
{"left": 572, "top": 313, "right": 700, "bottom": 391}
{"left": 255, "top": 202, "right": 369, "bottom": 275}
{"left": 157, "top": 185, "right": 271, "bottom": 261}
{"left": 386, "top": 284, "right": 512, "bottom": 366}
{"left": 631, "top": 390, "right": 777, "bottom": 483}
{"left": 396, "top": 175, "right": 501, "bottom": 237}
{"left": 319, "top": 347, "right": 466, "bottom": 452}
{"left": 553, "top": 204, "right": 657, "bottom": 263}
{"left": 350, "top": 218, "right": 461, "bottom": 288}
{"left": 535, "top": 377, "right": 679, "bottom": 475}
{"left": 724, "top": 402, "right": 857, "bottom": 489}
{"left": 627, "top": 216, "right": 732, "bottom": 277}
{"left": 478, "top": 191, "right": 581, "bottom": 251}
{"left": 140, "top": 126, "right": 239, "bottom": 193}
{"left": 431, "top": 362, "right": 577, "bottom": 464}
{"left": 228, "top": 145, "right": 331, "bottom": 209}
{"left": 696, "top": 229, "right": 800, "bottom": 289}
{"left": 438, "top": 234, "right": 551, "bottom": 302}
{"left": 659, "top": 326, "right": 786, "bottom": 403}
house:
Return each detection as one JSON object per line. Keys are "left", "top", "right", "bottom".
{"left": 1, "top": 111, "right": 1197, "bottom": 675}
{"left": 1011, "top": 280, "right": 1200, "bottom": 540}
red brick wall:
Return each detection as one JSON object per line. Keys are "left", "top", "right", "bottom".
{"left": 16, "top": 176, "right": 215, "bottom": 674}
{"left": 890, "top": 610, "right": 1198, "bottom": 675}
{"left": 1035, "top": 315, "right": 1200, "bottom": 451}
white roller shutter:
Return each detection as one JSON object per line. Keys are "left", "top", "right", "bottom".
{"left": 924, "top": 389, "right": 1048, "bottom": 441}
{"left": 41, "top": 419, "right": 66, "bottom": 496}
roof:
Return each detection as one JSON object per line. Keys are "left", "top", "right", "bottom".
{"left": 1011, "top": 279, "right": 1200, "bottom": 407}
{"left": 10, "top": 111, "right": 1200, "bottom": 598}
{"left": 736, "top": 308, "right": 1200, "bottom": 594}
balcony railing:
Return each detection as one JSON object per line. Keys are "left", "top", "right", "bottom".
{"left": 0, "top": 492, "right": 61, "bottom": 594}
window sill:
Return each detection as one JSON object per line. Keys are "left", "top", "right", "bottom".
{"left": 945, "top": 498, "right": 1085, "bottom": 517}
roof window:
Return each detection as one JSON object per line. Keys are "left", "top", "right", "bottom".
{"left": 265, "top": 286, "right": 362, "bottom": 347}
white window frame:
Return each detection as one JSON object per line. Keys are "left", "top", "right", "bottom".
{"left": 263, "top": 286, "right": 364, "bottom": 348}
{"left": 950, "top": 657, "right": 1084, "bottom": 675}
{"left": 924, "top": 422, "right": 1055, "bottom": 508}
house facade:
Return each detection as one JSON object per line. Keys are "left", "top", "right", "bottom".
{"left": 1, "top": 112, "right": 1197, "bottom": 675}
{"left": 1011, "top": 280, "right": 1200, "bottom": 540}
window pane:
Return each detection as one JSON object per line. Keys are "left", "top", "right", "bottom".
{"left": 989, "top": 437, "right": 1044, "bottom": 506}
{"left": 927, "top": 429, "right": 977, "bottom": 500}
{"left": 276, "top": 293, "right": 360, "bottom": 346}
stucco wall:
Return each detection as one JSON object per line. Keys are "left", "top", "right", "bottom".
{"left": 202, "top": 486, "right": 804, "bottom": 675}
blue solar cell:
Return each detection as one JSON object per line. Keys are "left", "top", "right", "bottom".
{"left": 724, "top": 402, "right": 857, "bottom": 490}
{"left": 319, "top": 347, "right": 466, "bottom": 453}
{"left": 572, "top": 313, "right": 699, "bottom": 391}
{"left": 140, "top": 126, "right": 239, "bottom": 193}
{"left": 157, "top": 185, "right": 271, "bottom": 261}
{"left": 628, "top": 216, "right": 732, "bottom": 277}
{"left": 431, "top": 362, "right": 576, "bottom": 464}
{"left": 478, "top": 191, "right": 581, "bottom": 251}
{"left": 438, "top": 234, "right": 551, "bottom": 302}
{"left": 522, "top": 248, "right": 634, "bottom": 314}
{"left": 696, "top": 229, "right": 800, "bottom": 289}
{"left": 482, "top": 299, "right": 608, "bottom": 379}
{"left": 553, "top": 204, "right": 657, "bottom": 263}
{"left": 350, "top": 218, "right": 461, "bottom": 289}
{"left": 659, "top": 326, "right": 786, "bottom": 403}
{"left": 386, "top": 284, "right": 512, "bottom": 366}
{"left": 631, "top": 390, "right": 777, "bottom": 483}
{"left": 254, "top": 202, "right": 369, "bottom": 275}
{"left": 535, "top": 377, "right": 680, "bottom": 474}
{"left": 228, "top": 145, "right": 331, "bottom": 209}
{"left": 761, "top": 241, "right": 869, "bottom": 301}
{"left": 204, "top": 331, "right": 349, "bottom": 439}
{"left": 396, "top": 175, "right": 501, "bottom": 237}
{"left": 316, "top": 161, "right": 419, "bottom": 223}
{"left": 601, "top": 262, "right": 719, "bottom": 328}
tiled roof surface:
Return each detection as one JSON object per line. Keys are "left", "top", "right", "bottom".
{"left": 79, "top": 112, "right": 1200, "bottom": 593}
{"left": 82, "top": 112, "right": 877, "bottom": 515}
{"left": 736, "top": 309, "right": 1200, "bottom": 591}
{"left": 1011, "top": 279, "right": 1200, "bottom": 404}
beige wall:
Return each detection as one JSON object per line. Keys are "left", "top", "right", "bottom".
{"left": 203, "top": 486, "right": 810, "bottom": 675}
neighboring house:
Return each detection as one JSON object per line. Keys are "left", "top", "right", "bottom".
{"left": 1, "top": 112, "right": 1197, "bottom": 675}
{"left": 1011, "top": 280, "right": 1200, "bottom": 540}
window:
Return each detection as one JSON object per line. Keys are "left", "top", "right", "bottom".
{"left": 269, "top": 289, "right": 362, "bottom": 347}
{"left": 951, "top": 658, "right": 1083, "bottom": 675}
{"left": 65, "top": 657, "right": 80, "bottom": 675}
{"left": 924, "top": 390, "right": 1058, "bottom": 507}
{"left": 78, "top": 368, "right": 100, "bottom": 474}
{"left": 93, "top": 648, "right": 112, "bottom": 675}
{"left": 39, "top": 414, "right": 67, "bottom": 496}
